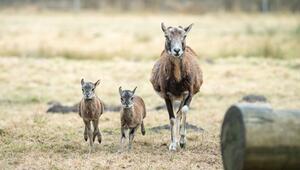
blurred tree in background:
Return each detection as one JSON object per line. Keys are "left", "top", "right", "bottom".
{"left": 0, "top": 0, "right": 299, "bottom": 13}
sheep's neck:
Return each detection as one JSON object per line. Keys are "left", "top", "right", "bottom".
{"left": 84, "top": 96, "right": 99, "bottom": 110}
{"left": 169, "top": 57, "right": 183, "bottom": 82}
{"left": 84, "top": 97, "right": 96, "bottom": 104}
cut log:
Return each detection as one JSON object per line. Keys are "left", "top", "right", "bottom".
{"left": 221, "top": 103, "right": 300, "bottom": 170}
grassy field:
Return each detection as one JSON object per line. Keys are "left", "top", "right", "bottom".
{"left": 0, "top": 12, "right": 300, "bottom": 169}
{"left": 0, "top": 12, "right": 299, "bottom": 60}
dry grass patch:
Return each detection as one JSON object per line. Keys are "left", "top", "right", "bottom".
{"left": 0, "top": 12, "right": 299, "bottom": 60}
{"left": 0, "top": 56, "right": 299, "bottom": 169}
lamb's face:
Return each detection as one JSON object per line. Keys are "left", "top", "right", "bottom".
{"left": 119, "top": 87, "right": 137, "bottom": 108}
{"left": 161, "top": 23, "right": 193, "bottom": 59}
{"left": 81, "top": 79, "right": 100, "bottom": 100}
{"left": 120, "top": 90, "right": 134, "bottom": 108}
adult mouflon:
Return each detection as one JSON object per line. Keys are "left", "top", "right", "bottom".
{"left": 119, "top": 86, "right": 146, "bottom": 150}
{"left": 79, "top": 78, "right": 104, "bottom": 152}
{"left": 150, "top": 23, "right": 203, "bottom": 151}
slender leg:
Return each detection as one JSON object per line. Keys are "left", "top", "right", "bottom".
{"left": 176, "top": 91, "right": 189, "bottom": 148}
{"left": 165, "top": 98, "right": 177, "bottom": 151}
{"left": 141, "top": 121, "right": 146, "bottom": 135}
{"left": 92, "top": 119, "right": 102, "bottom": 144}
{"left": 176, "top": 114, "right": 181, "bottom": 143}
{"left": 176, "top": 98, "right": 185, "bottom": 141}
{"left": 128, "top": 127, "right": 137, "bottom": 150}
{"left": 84, "top": 120, "right": 93, "bottom": 153}
{"left": 84, "top": 124, "right": 88, "bottom": 141}
{"left": 180, "top": 94, "right": 192, "bottom": 148}
{"left": 120, "top": 127, "right": 126, "bottom": 151}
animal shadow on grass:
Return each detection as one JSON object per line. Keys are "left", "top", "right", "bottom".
{"left": 149, "top": 123, "right": 204, "bottom": 133}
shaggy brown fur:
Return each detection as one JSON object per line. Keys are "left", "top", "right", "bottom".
{"left": 151, "top": 46, "right": 203, "bottom": 100}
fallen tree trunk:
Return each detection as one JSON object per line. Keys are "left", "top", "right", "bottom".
{"left": 221, "top": 103, "right": 300, "bottom": 170}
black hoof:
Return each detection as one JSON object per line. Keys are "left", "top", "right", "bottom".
{"left": 142, "top": 130, "right": 146, "bottom": 136}
{"left": 98, "top": 138, "right": 102, "bottom": 144}
{"left": 180, "top": 142, "right": 186, "bottom": 148}
{"left": 84, "top": 137, "right": 88, "bottom": 141}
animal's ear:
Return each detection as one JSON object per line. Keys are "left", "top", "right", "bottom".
{"left": 81, "top": 78, "right": 84, "bottom": 86}
{"left": 119, "top": 86, "right": 123, "bottom": 96}
{"left": 132, "top": 86, "right": 137, "bottom": 94}
{"left": 161, "top": 22, "right": 167, "bottom": 34}
{"left": 94, "top": 80, "right": 100, "bottom": 87}
{"left": 184, "top": 23, "right": 194, "bottom": 34}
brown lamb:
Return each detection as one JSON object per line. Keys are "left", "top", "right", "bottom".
{"left": 119, "top": 87, "right": 146, "bottom": 150}
{"left": 79, "top": 78, "right": 104, "bottom": 152}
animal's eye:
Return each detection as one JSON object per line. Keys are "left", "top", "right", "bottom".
{"left": 131, "top": 97, "right": 133, "bottom": 100}
{"left": 121, "top": 98, "right": 123, "bottom": 101}
{"left": 92, "top": 88, "right": 95, "bottom": 91}
{"left": 165, "top": 35, "right": 169, "bottom": 40}
{"left": 82, "top": 89, "right": 84, "bottom": 92}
